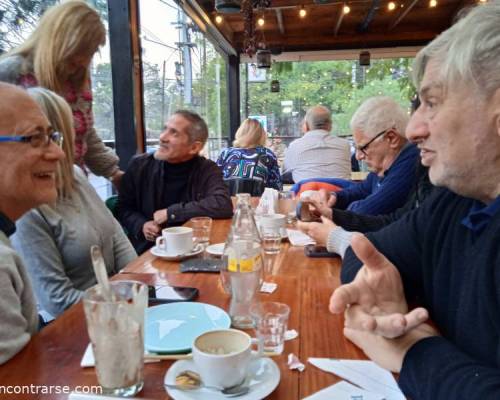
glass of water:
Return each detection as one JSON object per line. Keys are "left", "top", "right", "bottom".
{"left": 278, "top": 191, "right": 296, "bottom": 224}
{"left": 260, "top": 226, "right": 281, "bottom": 278}
{"left": 190, "top": 217, "right": 213, "bottom": 246}
{"left": 250, "top": 301, "right": 290, "bottom": 354}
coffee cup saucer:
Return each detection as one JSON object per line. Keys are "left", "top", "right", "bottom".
{"left": 164, "top": 357, "right": 280, "bottom": 400}
{"left": 151, "top": 244, "right": 203, "bottom": 261}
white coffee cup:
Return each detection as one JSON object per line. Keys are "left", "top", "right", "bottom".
{"left": 259, "top": 213, "right": 286, "bottom": 229}
{"left": 192, "top": 329, "right": 262, "bottom": 389}
{"left": 155, "top": 226, "right": 193, "bottom": 255}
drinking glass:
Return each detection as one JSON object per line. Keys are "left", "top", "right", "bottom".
{"left": 250, "top": 301, "right": 290, "bottom": 354}
{"left": 83, "top": 281, "right": 148, "bottom": 397}
{"left": 191, "top": 217, "right": 213, "bottom": 246}
{"left": 278, "top": 191, "right": 296, "bottom": 224}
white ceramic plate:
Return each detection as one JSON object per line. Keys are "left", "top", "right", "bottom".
{"left": 205, "top": 243, "right": 225, "bottom": 257}
{"left": 164, "top": 357, "right": 280, "bottom": 400}
{"left": 151, "top": 244, "right": 203, "bottom": 261}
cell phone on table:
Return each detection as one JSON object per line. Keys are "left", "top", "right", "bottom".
{"left": 304, "top": 244, "right": 338, "bottom": 258}
{"left": 148, "top": 285, "right": 199, "bottom": 304}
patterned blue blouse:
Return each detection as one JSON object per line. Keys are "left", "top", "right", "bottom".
{"left": 216, "top": 146, "right": 282, "bottom": 190}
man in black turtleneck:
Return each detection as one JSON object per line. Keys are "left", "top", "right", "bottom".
{"left": 117, "top": 110, "right": 233, "bottom": 254}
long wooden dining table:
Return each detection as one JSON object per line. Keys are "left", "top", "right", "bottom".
{"left": 0, "top": 215, "right": 368, "bottom": 400}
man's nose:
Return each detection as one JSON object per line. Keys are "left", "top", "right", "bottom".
{"left": 355, "top": 148, "right": 365, "bottom": 161}
{"left": 406, "top": 109, "right": 429, "bottom": 143}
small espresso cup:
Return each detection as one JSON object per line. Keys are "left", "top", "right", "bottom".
{"left": 155, "top": 226, "right": 193, "bottom": 255}
{"left": 192, "top": 329, "right": 262, "bottom": 389}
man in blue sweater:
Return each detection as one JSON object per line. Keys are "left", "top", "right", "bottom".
{"left": 330, "top": 96, "right": 419, "bottom": 215}
{"left": 329, "top": 3, "right": 500, "bottom": 399}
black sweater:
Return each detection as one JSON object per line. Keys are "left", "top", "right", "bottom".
{"left": 341, "top": 188, "right": 500, "bottom": 400}
{"left": 117, "top": 154, "right": 233, "bottom": 254}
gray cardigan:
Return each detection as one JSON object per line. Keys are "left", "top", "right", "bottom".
{"left": 11, "top": 167, "right": 136, "bottom": 318}
{"left": 0, "top": 231, "right": 39, "bottom": 365}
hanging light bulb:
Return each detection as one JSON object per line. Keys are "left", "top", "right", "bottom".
{"left": 257, "top": 16, "right": 265, "bottom": 26}
{"left": 299, "top": 6, "right": 307, "bottom": 18}
{"left": 429, "top": 0, "right": 437, "bottom": 6}
{"left": 215, "top": 15, "right": 223, "bottom": 24}
{"left": 343, "top": 4, "right": 351, "bottom": 14}
{"left": 479, "top": 0, "right": 487, "bottom": 3}
{"left": 388, "top": 2, "right": 396, "bottom": 11}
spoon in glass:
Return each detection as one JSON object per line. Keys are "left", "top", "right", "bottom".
{"left": 164, "top": 370, "right": 250, "bottom": 397}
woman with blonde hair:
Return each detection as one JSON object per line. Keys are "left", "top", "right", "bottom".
{"left": 11, "top": 87, "right": 136, "bottom": 320}
{"left": 217, "top": 118, "right": 282, "bottom": 193}
{"left": 0, "top": 0, "right": 124, "bottom": 188}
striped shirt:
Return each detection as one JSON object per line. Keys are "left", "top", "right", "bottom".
{"left": 283, "top": 130, "right": 351, "bottom": 182}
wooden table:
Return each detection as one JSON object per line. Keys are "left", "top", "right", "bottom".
{"left": 0, "top": 218, "right": 366, "bottom": 400}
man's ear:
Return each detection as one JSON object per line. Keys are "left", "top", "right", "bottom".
{"left": 387, "top": 130, "right": 403, "bottom": 148}
{"left": 491, "top": 88, "right": 500, "bottom": 139}
{"left": 189, "top": 140, "right": 204, "bottom": 155}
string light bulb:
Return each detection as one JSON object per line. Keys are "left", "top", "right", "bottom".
{"left": 257, "top": 16, "right": 265, "bottom": 26}
{"left": 479, "top": 0, "right": 487, "bottom": 2}
{"left": 343, "top": 4, "right": 351, "bottom": 14}
{"left": 429, "top": 0, "right": 437, "bottom": 7}
{"left": 215, "top": 15, "right": 223, "bottom": 24}
{"left": 388, "top": 2, "right": 396, "bottom": 11}
{"left": 299, "top": 6, "right": 307, "bottom": 18}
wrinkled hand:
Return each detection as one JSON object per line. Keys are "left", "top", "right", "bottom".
{"left": 344, "top": 322, "right": 438, "bottom": 372}
{"left": 153, "top": 209, "right": 168, "bottom": 225}
{"left": 330, "top": 233, "right": 429, "bottom": 338}
{"left": 306, "top": 189, "right": 335, "bottom": 218}
{"left": 143, "top": 220, "right": 161, "bottom": 242}
{"left": 297, "top": 216, "right": 336, "bottom": 246}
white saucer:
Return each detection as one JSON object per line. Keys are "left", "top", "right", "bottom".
{"left": 205, "top": 243, "right": 225, "bottom": 257}
{"left": 164, "top": 357, "right": 280, "bottom": 400}
{"left": 151, "top": 244, "right": 203, "bottom": 261}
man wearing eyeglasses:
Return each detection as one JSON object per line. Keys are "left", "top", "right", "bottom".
{"left": 321, "top": 96, "right": 420, "bottom": 217}
{"left": 0, "top": 82, "right": 65, "bottom": 364}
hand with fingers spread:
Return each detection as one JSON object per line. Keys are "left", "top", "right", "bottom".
{"left": 330, "top": 233, "right": 429, "bottom": 338}
{"left": 143, "top": 220, "right": 161, "bottom": 242}
{"left": 297, "top": 216, "right": 336, "bottom": 246}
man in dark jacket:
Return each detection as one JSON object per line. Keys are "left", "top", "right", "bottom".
{"left": 117, "top": 110, "right": 233, "bottom": 254}
{"left": 328, "top": 3, "right": 500, "bottom": 399}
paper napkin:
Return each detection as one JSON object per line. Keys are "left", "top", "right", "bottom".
{"left": 308, "top": 358, "right": 405, "bottom": 400}
{"left": 81, "top": 344, "right": 159, "bottom": 368}
{"left": 286, "top": 229, "right": 316, "bottom": 246}
{"left": 303, "top": 380, "right": 385, "bottom": 400}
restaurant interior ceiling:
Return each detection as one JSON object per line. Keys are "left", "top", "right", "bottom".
{"left": 185, "top": 0, "right": 479, "bottom": 60}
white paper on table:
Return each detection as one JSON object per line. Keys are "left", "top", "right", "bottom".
{"left": 308, "top": 358, "right": 405, "bottom": 400}
{"left": 81, "top": 343, "right": 159, "bottom": 368}
{"left": 302, "top": 380, "right": 385, "bottom": 400}
{"left": 287, "top": 229, "right": 316, "bottom": 246}
{"left": 260, "top": 281, "right": 278, "bottom": 293}
{"left": 255, "top": 188, "right": 279, "bottom": 215}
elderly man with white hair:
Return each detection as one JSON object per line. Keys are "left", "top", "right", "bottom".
{"left": 0, "top": 82, "right": 65, "bottom": 364}
{"left": 321, "top": 96, "right": 419, "bottom": 216}
{"left": 329, "top": 2, "right": 500, "bottom": 399}
{"left": 283, "top": 105, "right": 351, "bottom": 182}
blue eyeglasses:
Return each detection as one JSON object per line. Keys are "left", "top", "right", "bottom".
{"left": 0, "top": 131, "right": 63, "bottom": 148}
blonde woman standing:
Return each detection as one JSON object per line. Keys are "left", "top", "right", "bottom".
{"left": 11, "top": 87, "right": 136, "bottom": 320}
{"left": 0, "top": 0, "right": 124, "bottom": 188}
{"left": 216, "top": 118, "right": 282, "bottom": 192}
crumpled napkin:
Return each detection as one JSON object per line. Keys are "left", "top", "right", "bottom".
{"left": 255, "top": 188, "right": 279, "bottom": 215}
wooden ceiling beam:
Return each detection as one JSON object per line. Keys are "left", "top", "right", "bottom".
{"left": 275, "top": 9, "right": 285, "bottom": 35}
{"left": 334, "top": 4, "right": 345, "bottom": 36}
{"left": 389, "top": 0, "right": 419, "bottom": 30}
